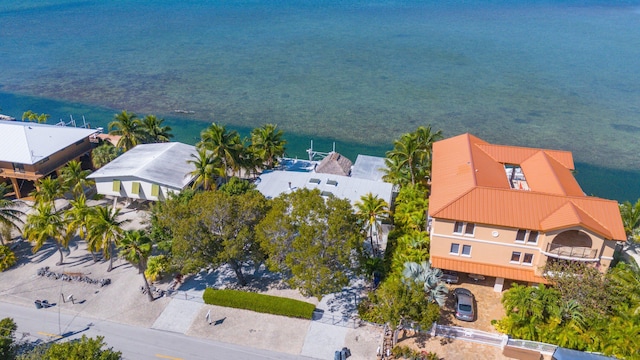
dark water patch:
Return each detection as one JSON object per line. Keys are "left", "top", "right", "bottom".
{"left": 527, "top": 110, "right": 543, "bottom": 117}
{"left": 513, "top": 118, "right": 531, "bottom": 124}
{"left": 611, "top": 123, "right": 640, "bottom": 133}
{"left": 0, "top": 1, "right": 92, "bottom": 17}
{"left": 575, "top": 162, "right": 640, "bottom": 202}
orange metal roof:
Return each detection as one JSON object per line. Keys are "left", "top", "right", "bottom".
{"left": 431, "top": 256, "right": 549, "bottom": 284}
{"left": 429, "top": 133, "right": 625, "bottom": 241}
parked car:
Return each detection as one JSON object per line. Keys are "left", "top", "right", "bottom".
{"left": 453, "top": 288, "right": 475, "bottom": 321}
{"left": 441, "top": 270, "right": 459, "bottom": 284}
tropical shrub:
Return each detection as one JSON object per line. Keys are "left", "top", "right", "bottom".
{"left": 203, "top": 288, "right": 315, "bottom": 319}
{"left": 145, "top": 255, "right": 169, "bottom": 282}
{"left": 391, "top": 345, "right": 439, "bottom": 360}
{"left": 19, "top": 335, "right": 121, "bottom": 360}
{"left": 0, "top": 245, "right": 17, "bottom": 272}
{"left": 0, "top": 317, "right": 16, "bottom": 360}
{"left": 358, "top": 277, "right": 441, "bottom": 329}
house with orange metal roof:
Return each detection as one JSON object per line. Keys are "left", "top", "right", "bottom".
{"left": 428, "top": 133, "right": 625, "bottom": 292}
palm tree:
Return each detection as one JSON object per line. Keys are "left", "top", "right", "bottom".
{"left": 609, "top": 262, "right": 640, "bottom": 315}
{"left": 91, "top": 142, "right": 121, "bottom": 169}
{"left": 619, "top": 199, "right": 640, "bottom": 242}
{"left": 108, "top": 110, "right": 144, "bottom": 151}
{"left": 414, "top": 125, "right": 443, "bottom": 156}
{"left": 141, "top": 115, "right": 173, "bottom": 143}
{"left": 385, "top": 132, "right": 421, "bottom": 186}
{"left": 30, "top": 176, "right": 66, "bottom": 211}
{"left": 60, "top": 160, "right": 94, "bottom": 199}
{"left": 381, "top": 155, "right": 410, "bottom": 187}
{"left": 64, "top": 194, "right": 98, "bottom": 261}
{"left": 393, "top": 184, "right": 429, "bottom": 231}
{"left": 23, "top": 202, "right": 69, "bottom": 265}
{"left": 187, "top": 149, "right": 225, "bottom": 190}
{"left": 354, "top": 193, "right": 389, "bottom": 255}
{"left": 197, "top": 123, "right": 242, "bottom": 178}
{"left": 21, "top": 110, "right": 49, "bottom": 123}
{"left": 401, "top": 261, "right": 448, "bottom": 307}
{"left": 118, "top": 230, "right": 154, "bottom": 301}
{"left": 250, "top": 124, "right": 286, "bottom": 169}
{"left": 383, "top": 125, "right": 442, "bottom": 187}
{"left": 86, "top": 206, "right": 125, "bottom": 272}
{"left": 0, "top": 184, "right": 23, "bottom": 245}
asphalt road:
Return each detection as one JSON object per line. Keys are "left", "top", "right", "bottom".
{"left": 0, "top": 302, "right": 319, "bottom": 360}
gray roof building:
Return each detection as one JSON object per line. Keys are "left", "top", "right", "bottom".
{"left": 351, "top": 155, "right": 387, "bottom": 182}
{"left": 88, "top": 142, "right": 197, "bottom": 200}
{"left": 255, "top": 170, "right": 393, "bottom": 207}
{"left": 0, "top": 120, "right": 97, "bottom": 165}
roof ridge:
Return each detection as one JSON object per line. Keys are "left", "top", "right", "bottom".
{"left": 466, "top": 134, "right": 478, "bottom": 187}
{"left": 19, "top": 123, "right": 38, "bottom": 164}
{"left": 534, "top": 151, "right": 566, "bottom": 195}
{"left": 132, "top": 143, "right": 177, "bottom": 177}
{"left": 568, "top": 200, "right": 613, "bottom": 237}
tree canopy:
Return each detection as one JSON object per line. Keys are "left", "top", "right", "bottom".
{"left": 160, "top": 190, "right": 269, "bottom": 286}
{"left": 257, "top": 188, "right": 362, "bottom": 298}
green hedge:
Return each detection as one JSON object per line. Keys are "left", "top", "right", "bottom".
{"left": 202, "top": 288, "right": 316, "bottom": 319}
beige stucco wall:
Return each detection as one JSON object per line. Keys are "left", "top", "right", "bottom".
{"left": 431, "top": 219, "right": 616, "bottom": 274}
{"left": 431, "top": 219, "right": 545, "bottom": 272}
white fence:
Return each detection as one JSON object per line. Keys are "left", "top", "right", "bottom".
{"left": 311, "top": 310, "right": 361, "bottom": 328}
{"left": 431, "top": 324, "right": 506, "bottom": 347}
{"left": 506, "top": 338, "right": 557, "bottom": 355}
{"left": 429, "top": 323, "right": 558, "bottom": 355}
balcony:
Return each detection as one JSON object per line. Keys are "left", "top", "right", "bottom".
{"left": 544, "top": 243, "right": 597, "bottom": 260}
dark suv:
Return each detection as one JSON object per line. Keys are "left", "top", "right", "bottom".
{"left": 453, "top": 288, "right": 475, "bottom": 322}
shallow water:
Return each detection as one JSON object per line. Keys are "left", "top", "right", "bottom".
{"left": 1, "top": 0, "right": 640, "bottom": 201}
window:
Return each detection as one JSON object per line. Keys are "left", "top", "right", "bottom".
{"left": 112, "top": 180, "right": 121, "bottom": 192}
{"left": 326, "top": 179, "right": 338, "bottom": 186}
{"left": 461, "top": 245, "right": 472, "bottom": 256}
{"left": 450, "top": 243, "right": 460, "bottom": 254}
{"left": 510, "top": 252, "right": 534, "bottom": 265}
{"left": 515, "top": 229, "right": 539, "bottom": 244}
{"left": 464, "top": 223, "right": 475, "bottom": 236}
{"left": 453, "top": 222, "right": 464, "bottom": 234}
{"left": 151, "top": 184, "right": 160, "bottom": 197}
{"left": 309, "top": 178, "right": 321, "bottom": 184}
{"left": 131, "top": 182, "right": 140, "bottom": 195}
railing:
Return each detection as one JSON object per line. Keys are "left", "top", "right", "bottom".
{"left": 431, "top": 324, "right": 506, "bottom": 347}
{"left": 428, "top": 323, "right": 559, "bottom": 355}
{"left": 311, "top": 310, "right": 361, "bottom": 328}
{"left": 545, "top": 243, "right": 597, "bottom": 259}
{"left": 506, "top": 339, "right": 557, "bottom": 355}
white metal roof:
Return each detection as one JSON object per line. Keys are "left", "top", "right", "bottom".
{"left": 255, "top": 170, "right": 394, "bottom": 206}
{"left": 88, "top": 142, "right": 197, "bottom": 189}
{"left": 351, "top": 155, "right": 387, "bottom": 181}
{"left": 0, "top": 120, "right": 98, "bottom": 165}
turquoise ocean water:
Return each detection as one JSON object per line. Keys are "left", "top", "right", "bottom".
{"left": 1, "top": 0, "right": 640, "bottom": 201}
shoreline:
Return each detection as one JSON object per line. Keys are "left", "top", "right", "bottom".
{"left": 1, "top": 90, "right": 639, "bottom": 203}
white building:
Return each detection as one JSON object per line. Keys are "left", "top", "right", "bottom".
{"left": 88, "top": 142, "right": 197, "bottom": 201}
{"left": 255, "top": 156, "right": 393, "bottom": 207}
